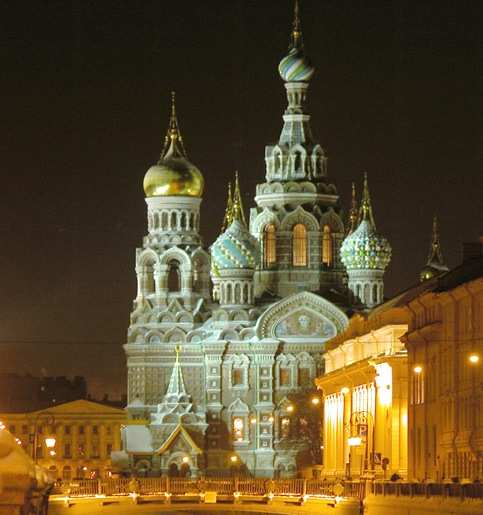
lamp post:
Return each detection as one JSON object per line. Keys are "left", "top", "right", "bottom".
{"left": 29, "top": 412, "right": 56, "bottom": 463}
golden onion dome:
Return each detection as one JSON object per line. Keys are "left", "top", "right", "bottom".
{"left": 143, "top": 92, "right": 204, "bottom": 198}
{"left": 144, "top": 157, "right": 204, "bottom": 198}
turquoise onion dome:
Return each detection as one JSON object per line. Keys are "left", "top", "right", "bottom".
{"left": 340, "top": 174, "right": 392, "bottom": 271}
{"left": 340, "top": 219, "right": 392, "bottom": 271}
{"left": 211, "top": 220, "right": 259, "bottom": 277}
{"left": 279, "top": 47, "right": 315, "bottom": 82}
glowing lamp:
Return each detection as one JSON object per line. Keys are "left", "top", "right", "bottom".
{"left": 45, "top": 437, "right": 56, "bottom": 448}
{"left": 469, "top": 354, "right": 480, "bottom": 364}
{"left": 413, "top": 365, "right": 423, "bottom": 374}
{"left": 348, "top": 436, "right": 362, "bottom": 447}
{"left": 182, "top": 456, "right": 189, "bottom": 464}
{"left": 268, "top": 416, "right": 274, "bottom": 423}
{"left": 286, "top": 405, "right": 294, "bottom": 412}
{"left": 230, "top": 455, "right": 238, "bottom": 463}
{"left": 49, "top": 450, "right": 56, "bottom": 456}
{"left": 341, "top": 387, "right": 350, "bottom": 395}
{"left": 250, "top": 417, "right": 257, "bottom": 424}
{"left": 311, "top": 397, "right": 320, "bottom": 405}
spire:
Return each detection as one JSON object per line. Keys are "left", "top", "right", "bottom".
{"left": 290, "top": 0, "right": 303, "bottom": 50}
{"left": 347, "top": 182, "right": 358, "bottom": 235}
{"left": 231, "top": 171, "right": 247, "bottom": 227}
{"left": 359, "top": 172, "right": 376, "bottom": 230}
{"left": 221, "top": 182, "right": 233, "bottom": 233}
{"left": 161, "top": 91, "right": 188, "bottom": 159}
{"left": 165, "top": 345, "right": 187, "bottom": 398}
{"left": 426, "top": 215, "right": 445, "bottom": 267}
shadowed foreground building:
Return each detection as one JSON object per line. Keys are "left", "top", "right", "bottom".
{"left": 115, "top": 3, "right": 393, "bottom": 478}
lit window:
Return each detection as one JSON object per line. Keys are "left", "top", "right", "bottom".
{"left": 280, "top": 417, "right": 291, "bottom": 438}
{"left": 279, "top": 368, "right": 291, "bottom": 386}
{"left": 322, "top": 225, "right": 332, "bottom": 266}
{"left": 298, "top": 367, "right": 310, "bottom": 387}
{"left": 293, "top": 224, "right": 307, "bottom": 266}
{"left": 233, "top": 417, "right": 244, "bottom": 440}
{"left": 263, "top": 224, "right": 277, "bottom": 266}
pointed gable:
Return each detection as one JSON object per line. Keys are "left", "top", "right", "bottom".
{"left": 154, "top": 424, "right": 202, "bottom": 455}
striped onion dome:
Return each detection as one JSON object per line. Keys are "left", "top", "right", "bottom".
{"left": 278, "top": 47, "right": 315, "bottom": 82}
{"left": 340, "top": 220, "right": 392, "bottom": 271}
{"left": 211, "top": 220, "right": 259, "bottom": 276}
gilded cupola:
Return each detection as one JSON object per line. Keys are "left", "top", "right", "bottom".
{"left": 143, "top": 92, "right": 204, "bottom": 198}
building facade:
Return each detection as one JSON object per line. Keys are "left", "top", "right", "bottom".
{"left": 118, "top": 3, "right": 393, "bottom": 478}
{"left": 1, "top": 400, "right": 126, "bottom": 480}
{"left": 404, "top": 257, "right": 483, "bottom": 481}
{"left": 316, "top": 311, "right": 409, "bottom": 480}
{"left": 317, "top": 250, "right": 482, "bottom": 482}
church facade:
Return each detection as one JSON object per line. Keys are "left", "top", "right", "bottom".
{"left": 117, "top": 2, "right": 391, "bottom": 478}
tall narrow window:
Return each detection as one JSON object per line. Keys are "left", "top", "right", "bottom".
{"left": 233, "top": 417, "right": 244, "bottom": 441}
{"left": 280, "top": 417, "right": 291, "bottom": 438}
{"left": 263, "top": 224, "right": 277, "bottom": 266}
{"left": 322, "top": 225, "right": 332, "bottom": 266}
{"left": 167, "top": 260, "right": 180, "bottom": 292}
{"left": 292, "top": 224, "right": 307, "bottom": 266}
{"left": 232, "top": 368, "right": 244, "bottom": 386}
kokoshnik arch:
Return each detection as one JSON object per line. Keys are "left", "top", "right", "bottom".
{"left": 113, "top": 1, "right": 392, "bottom": 478}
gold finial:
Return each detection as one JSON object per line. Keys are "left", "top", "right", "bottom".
{"left": 291, "top": 0, "right": 303, "bottom": 50}
{"left": 347, "top": 182, "right": 358, "bottom": 235}
{"left": 162, "top": 91, "right": 187, "bottom": 159}
{"left": 221, "top": 182, "right": 233, "bottom": 233}
{"left": 232, "top": 171, "right": 248, "bottom": 227}
{"left": 175, "top": 344, "right": 181, "bottom": 362}
{"left": 359, "top": 172, "right": 376, "bottom": 229}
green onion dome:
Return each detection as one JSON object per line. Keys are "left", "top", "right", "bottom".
{"left": 340, "top": 219, "right": 392, "bottom": 271}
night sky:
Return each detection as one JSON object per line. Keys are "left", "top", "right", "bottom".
{"left": 1, "top": 1, "right": 482, "bottom": 399}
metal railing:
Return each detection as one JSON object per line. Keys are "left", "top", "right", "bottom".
{"left": 56, "top": 477, "right": 482, "bottom": 502}
{"left": 370, "top": 481, "right": 483, "bottom": 500}
{"left": 57, "top": 477, "right": 359, "bottom": 499}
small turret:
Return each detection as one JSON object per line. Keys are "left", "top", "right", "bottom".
{"left": 211, "top": 173, "right": 259, "bottom": 308}
{"left": 340, "top": 173, "right": 391, "bottom": 307}
{"left": 420, "top": 215, "right": 449, "bottom": 281}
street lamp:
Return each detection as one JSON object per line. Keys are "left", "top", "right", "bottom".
{"left": 469, "top": 353, "right": 480, "bottom": 364}
{"left": 29, "top": 412, "right": 56, "bottom": 463}
{"left": 413, "top": 365, "right": 423, "bottom": 374}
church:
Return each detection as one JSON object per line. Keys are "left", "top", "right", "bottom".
{"left": 115, "top": 1, "right": 392, "bottom": 478}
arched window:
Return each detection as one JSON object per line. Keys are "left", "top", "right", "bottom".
{"left": 167, "top": 260, "right": 180, "bottom": 292}
{"left": 322, "top": 225, "right": 332, "bottom": 266}
{"left": 263, "top": 224, "right": 277, "bottom": 266}
{"left": 372, "top": 284, "right": 378, "bottom": 305}
{"left": 292, "top": 224, "right": 307, "bottom": 266}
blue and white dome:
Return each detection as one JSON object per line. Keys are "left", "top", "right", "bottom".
{"left": 278, "top": 47, "right": 315, "bottom": 82}
{"left": 340, "top": 219, "right": 391, "bottom": 271}
{"left": 211, "top": 220, "right": 259, "bottom": 276}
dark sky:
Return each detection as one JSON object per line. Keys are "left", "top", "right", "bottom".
{"left": 1, "top": 0, "right": 482, "bottom": 398}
